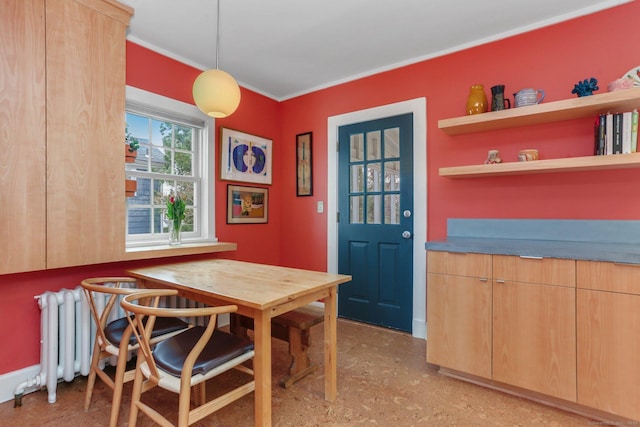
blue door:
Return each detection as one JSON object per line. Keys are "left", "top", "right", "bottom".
{"left": 338, "top": 114, "right": 414, "bottom": 332}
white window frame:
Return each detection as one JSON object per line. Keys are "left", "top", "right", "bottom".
{"left": 125, "top": 86, "right": 217, "bottom": 248}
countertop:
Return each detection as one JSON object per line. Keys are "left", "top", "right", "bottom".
{"left": 425, "top": 219, "right": 640, "bottom": 264}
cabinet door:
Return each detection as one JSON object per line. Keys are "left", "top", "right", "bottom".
{"left": 577, "top": 288, "right": 640, "bottom": 420}
{"left": 493, "top": 256, "right": 576, "bottom": 401}
{"left": 427, "top": 251, "right": 492, "bottom": 378}
{"left": 46, "top": 0, "right": 129, "bottom": 268}
{"left": 0, "top": 0, "right": 47, "bottom": 274}
{"left": 427, "top": 273, "right": 492, "bottom": 378}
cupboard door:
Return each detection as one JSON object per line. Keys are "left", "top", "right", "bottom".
{"left": 0, "top": 0, "right": 47, "bottom": 274}
{"left": 493, "top": 279, "right": 576, "bottom": 401}
{"left": 46, "top": 0, "right": 129, "bottom": 268}
{"left": 577, "top": 289, "right": 640, "bottom": 420}
{"left": 427, "top": 272, "right": 492, "bottom": 378}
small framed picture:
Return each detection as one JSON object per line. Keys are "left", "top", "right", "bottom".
{"left": 296, "top": 132, "right": 312, "bottom": 196}
{"left": 226, "top": 185, "right": 269, "bottom": 224}
{"left": 220, "top": 128, "right": 272, "bottom": 185}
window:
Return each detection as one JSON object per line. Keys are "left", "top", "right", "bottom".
{"left": 125, "top": 86, "right": 216, "bottom": 247}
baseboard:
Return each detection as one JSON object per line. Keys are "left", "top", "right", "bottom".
{"left": 0, "top": 365, "right": 41, "bottom": 405}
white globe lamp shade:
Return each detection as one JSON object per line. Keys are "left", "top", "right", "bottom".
{"left": 192, "top": 69, "right": 241, "bottom": 118}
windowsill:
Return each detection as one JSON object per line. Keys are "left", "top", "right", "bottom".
{"left": 123, "top": 241, "right": 237, "bottom": 261}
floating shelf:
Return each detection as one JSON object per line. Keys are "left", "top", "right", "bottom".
{"left": 438, "top": 87, "right": 640, "bottom": 135}
{"left": 439, "top": 153, "right": 640, "bottom": 178}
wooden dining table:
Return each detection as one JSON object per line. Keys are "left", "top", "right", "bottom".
{"left": 127, "top": 259, "right": 351, "bottom": 427}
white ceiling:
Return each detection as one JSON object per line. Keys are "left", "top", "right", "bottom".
{"left": 119, "top": 0, "right": 629, "bottom": 101}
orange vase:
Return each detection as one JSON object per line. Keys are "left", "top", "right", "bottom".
{"left": 466, "top": 84, "right": 488, "bottom": 115}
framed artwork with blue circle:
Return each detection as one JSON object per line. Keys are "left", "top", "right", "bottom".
{"left": 220, "top": 127, "right": 272, "bottom": 185}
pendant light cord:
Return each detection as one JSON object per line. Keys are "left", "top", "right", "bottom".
{"left": 216, "top": 0, "right": 220, "bottom": 70}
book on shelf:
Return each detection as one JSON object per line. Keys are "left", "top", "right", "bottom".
{"left": 613, "top": 112, "right": 623, "bottom": 154}
{"left": 632, "top": 109, "right": 639, "bottom": 153}
{"left": 594, "top": 110, "right": 639, "bottom": 156}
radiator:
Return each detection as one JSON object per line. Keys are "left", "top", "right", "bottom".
{"left": 13, "top": 286, "right": 206, "bottom": 406}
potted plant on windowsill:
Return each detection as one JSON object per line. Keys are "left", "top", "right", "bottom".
{"left": 125, "top": 135, "right": 140, "bottom": 163}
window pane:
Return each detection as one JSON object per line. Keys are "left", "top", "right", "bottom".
{"left": 151, "top": 146, "right": 170, "bottom": 174}
{"left": 175, "top": 125, "right": 192, "bottom": 150}
{"left": 128, "top": 208, "right": 151, "bottom": 234}
{"left": 385, "top": 194, "right": 401, "bottom": 225}
{"left": 366, "top": 195, "right": 382, "bottom": 224}
{"left": 367, "top": 162, "right": 381, "bottom": 191}
{"left": 366, "top": 131, "right": 381, "bottom": 160}
{"left": 349, "top": 196, "right": 364, "bottom": 224}
{"left": 174, "top": 151, "right": 192, "bottom": 176}
{"left": 350, "top": 133, "right": 364, "bottom": 162}
{"left": 384, "top": 127, "right": 400, "bottom": 158}
{"left": 350, "top": 164, "right": 364, "bottom": 192}
{"left": 128, "top": 178, "right": 151, "bottom": 205}
{"left": 384, "top": 161, "right": 400, "bottom": 191}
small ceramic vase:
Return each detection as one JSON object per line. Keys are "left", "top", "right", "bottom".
{"left": 485, "top": 150, "right": 502, "bottom": 164}
{"left": 466, "top": 84, "right": 488, "bottom": 115}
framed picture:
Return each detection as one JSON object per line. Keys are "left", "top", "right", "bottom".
{"left": 220, "top": 128, "right": 272, "bottom": 185}
{"left": 226, "top": 185, "right": 269, "bottom": 224}
{"left": 296, "top": 132, "right": 313, "bottom": 196}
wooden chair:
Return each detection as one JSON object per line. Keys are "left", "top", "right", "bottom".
{"left": 121, "top": 289, "right": 255, "bottom": 427}
{"left": 80, "top": 278, "right": 189, "bottom": 427}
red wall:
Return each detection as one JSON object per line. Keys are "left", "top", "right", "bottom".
{"left": 2, "top": 1, "right": 639, "bottom": 375}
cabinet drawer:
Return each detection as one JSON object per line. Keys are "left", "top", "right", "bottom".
{"left": 577, "top": 260, "right": 640, "bottom": 295}
{"left": 493, "top": 255, "right": 575, "bottom": 287}
{"left": 427, "top": 251, "right": 491, "bottom": 277}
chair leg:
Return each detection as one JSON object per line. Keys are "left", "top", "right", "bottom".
{"left": 108, "top": 347, "right": 130, "bottom": 427}
{"left": 83, "top": 340, "right": 102, "bottom": 411}
{"left": 127, "top": 359, "right": 145, "bottom": 427}
{"left": 178, "top": 384, "right": 192, "bottom": 427}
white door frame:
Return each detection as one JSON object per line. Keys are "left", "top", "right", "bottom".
{"left": 327, "top": 98, "right": 427, "bottom": 339}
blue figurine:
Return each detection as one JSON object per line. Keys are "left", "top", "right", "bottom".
{"left": 572, "top": 77, "right": 599, "bottom": 97}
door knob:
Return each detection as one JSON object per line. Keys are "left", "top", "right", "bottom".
{"left": 402, "top": 231, "right": 412, "bottom": 239}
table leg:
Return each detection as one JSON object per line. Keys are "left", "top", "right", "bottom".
{"left": 253, "top": 310, "right": 272, "bottom": 427}
{"left": 324, "top": 286, "right": 337, "bottom": 401}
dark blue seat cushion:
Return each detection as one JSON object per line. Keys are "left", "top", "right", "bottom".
{"left": 104, "top": 316, "right": 189, "bottom": 346}
{"left": 153, "top": 327, "right": 254, "bottom": 377}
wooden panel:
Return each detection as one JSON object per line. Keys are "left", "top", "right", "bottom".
{"left": 427, "top": 273, "right": 492, "bottom": 378}
{"left": 427, "top": 250, "right": 491, "bottom": 277}
{"left": 577, "top": 289, "right": 640, "bottom": 420}
{"left": 493, "top": 280, "right": 576, "bottom": 401}
{"left": 438, "top": 87, "right": 640, "bottom": 135}
{"left": 493, "top": 255, "right": 575, "bottom": 287}
{"left": 577, "top": 260, "right": 640, "bottom": 295}
{"left": 439, "top": 153, "right": 640, "bottom": 178}
{"left": 0, "top": 0, "right": 47, "bottom": 274}
{"left": 46, "top": 0, "right": 130, "bottom": 268}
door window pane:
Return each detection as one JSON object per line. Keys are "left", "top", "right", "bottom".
{"left": 385, "top": 194, "right": 401, "bottom": 225}
{"left": 384, "top": 161, "right": 400, "bottom": 191}
{"left": 366, "top": 195, "right": 382, "bottom": 224}
{"left": 350, "top": 196, "right": 364, "bottom": 224}
{"left": 384, "top": 127, "right": 400, "bottom": 158}
{"left": 350, "top": 164, "right": 364, "bottom": 192}
{"left": 350, "top": 133, "right": 364, "bottom": 161}
{"left": 367, "top": 163, "right": 381, "bottom": 191}
{"left": 367, "top": 131, "right": 381, "bottom": 160}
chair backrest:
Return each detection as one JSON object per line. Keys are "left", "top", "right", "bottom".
{"left": 80, "top": 277, "right": 142, "bottom": 349}
{"left": 120, "top": 290, "right": 239, "bottom": 384}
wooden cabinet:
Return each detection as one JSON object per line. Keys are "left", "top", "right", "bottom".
{"left": 576, "top": 260, "right": 640, "bottom": 421}
{"left": 426, "top": 251, "right": 492, "bottom": 378}
{"left": 0, "top": 0, "right": 132, "bottom": 274}
{"left": 0, "top": 0, "right": 47, "bottom": 274}
{"left": 492, "top": 255, "right": 576, "bottom": 401}
{"left": 438, "top": 87, "right": 640, "bottom": 178}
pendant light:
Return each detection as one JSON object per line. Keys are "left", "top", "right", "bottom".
{"left": 192, "top": 0, "right": 241, "bottom": 118}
